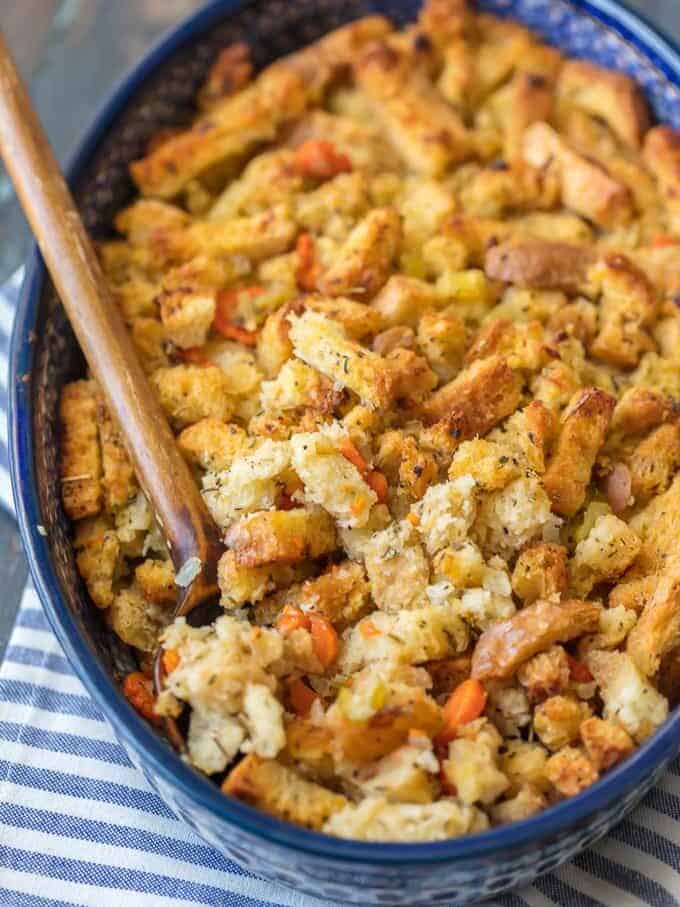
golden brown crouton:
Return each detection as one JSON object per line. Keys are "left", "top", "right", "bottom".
{"left": 151, "top": 365, "right": 235, "bottom": 428}
{"left": 256, "top": 301, "right": 299, "bottom": 378}
{"left": 643, "top": 125, "right": 680, "bottom": 214}
{"left": 74, "top": 517, "right": 120, "bottom": 609}
{"left": 569, "top": 514, "right": 641, "bottom": 597}
{"left": 626, "top": 556, "right": 680, "bottom": 677}
{"left": 177, "top": 419, "right": 247, "bottom": 472}
{"left": 371, "top": 276, "right": 440, "bottom": 327}
{"left": 588, "top": 255, "right": 657, "bottom": 369}
{"left": 363, "top": 520, "right": 430, "bottom": 612}
{"left": 134, "top": 559, "right": 176, "bottom": 606}
{"left": 418, "top": 0, "right": 471, "bottom": 47}
{"left": 543, "top": 387, "right": 616, "bottom": 518}
{"left": 533, "top": 695, "right": 591, "bottom": 751}
{"left": 512, "top": 544, "right": 569, "bottom": 605}
{"left": 130, "top": 67, "right": 308, "bottom": 198}
{"left": 484, "top": 240, "right": 594, "bottom": 293}
{"left": 60, "top": 381, "right": 102, "bottom": 520}
{"left": 608, "top": 573, "right": 658, "bottom": 615}
{"left": 224, "top": 508, "right": 337, "bottom": 568}
{"left": 197, "top": 43, "right": 253, "bottom": 110}
{"left": 628, "top": 422, "right": 680, "bottom": 502}
{"left": 557, "top": 60, "right": 649, "bottom": 150}
{"left": 259, "top": 359, "right": 343, "bottom": 415}
{"left": 579, "top": 716, "right": 633, "bottom": 772}
{"left": 386, "top": 348, "right": 439, "bottom": 403}
{"left": 94, "top": 395, "right": 137, "bottom": 512}
{"left": 422, "top": 354, "right": 522, "bottom": 429}
{"left": 612, "top": 386, "right": 675, "bottom": 436}
{"left": 108, "top": 584, "right": 165, "bottom": 653}
{"left": 317, "top": 208, "right": 401, "bottom": 299}
{"left": 517, "top": 645, "right": 571, "bottom": 703}
{"left": 471, "top": 598, "right": 601, "bottom": 681}
{"left": 158, "top": 288, "right": 216, "bottom": 350}
{"left": 217, "top": 550, "right": 309, "bottom": 609}
{"left": 304, "top": 295, "right": 383, "bottom": 339}
{"left": 586, "top": 649, "right": 668, "bottom": 741}
{"left": 354, "top": 41, "right": 469, "bottom": 175}
{"left": 545, "top": 746, "right": 598, "bottom": 798}
{"left": 130, "top": 317, "right": 169, "bottom": 374}
{"left": 416, "top": 310, "right": 467, "bottom": 381}
{"left": 223, "top": 754, "right": 347, "bottom": 830}
{"left": 465, "top": 318, "right": 546, "bottom": 372}
{"left": 295, "top": 560, "right": 372, "bottom": 629}
{"left": 523, "top": 122, "right": 633, "bottom": 227}
{"left": 282, "top": 719, "right": 335, "bottom": 784}
{"left": 288, "top": 310, "right": 397, "bottom": 410}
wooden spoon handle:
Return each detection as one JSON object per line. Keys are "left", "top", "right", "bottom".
{"left": 0, "top": 33, "right": 223, "bottom": 586}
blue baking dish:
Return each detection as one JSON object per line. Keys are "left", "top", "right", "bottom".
{"left": 9, "top": 1, "right": 680, "bottom": 903}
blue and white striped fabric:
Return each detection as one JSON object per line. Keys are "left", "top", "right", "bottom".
{"left": 0, "top": 274, "right": 679, "bottom": 907}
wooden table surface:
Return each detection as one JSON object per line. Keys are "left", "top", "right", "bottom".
{"left": 0, "top": 0, "right": 678, "bottom": 659}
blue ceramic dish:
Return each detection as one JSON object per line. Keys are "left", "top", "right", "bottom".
{"left": 9, "top": 1, "right": 680, "bottom": 903}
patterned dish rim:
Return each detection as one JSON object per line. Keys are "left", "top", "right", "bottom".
{"left": 9, "top": 0, "right": 680, "bottom": 867}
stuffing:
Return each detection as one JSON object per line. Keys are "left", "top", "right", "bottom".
{"left": 177, "top": 419, "right": 247, "bottom": 472}
{"left": 95, "top": 395, "right": 137, "bottom": 511}
{"left": 224, "top": 754, "right": 347, "bottom": 830}
{"left": 59, "top": 381, "right": 102, "bottom": 520}
{"left": 643, "top": 126, "right": 680, "bottom": 217}
{"left": 417, "top": 310, "right": 467, "bottom": 381}
{"left": 445, "top": 561, "right": 516, "bottom": 631}
{"left": 472, "top": 598, "right": 601, "bottom": 681}
{"left": 579, "top": 716, "right": 634, "bottom": 772}
{"left": 626, "top": 556, "right": 680, "bottom": 677}
{"left": 578, "top": 605, "right": 637, "bottom": 656}
{"left": 586, "top": 649, "right": 668, "bottom": 742}
{"left": 217, "top": 551, "right": 311, "bottom": 609}
{"left": 465, "top": 318, "right": 546, "bottom": 372}
{"left": 569, "top": 514, "right": 641, "bottom": 597}
{"left": 512, "top": 544, "right": 569, "bottom": 605}
{"left": 442, "top": 725, "right": 509, "bottom": 806}
{"left": 545, "top": 746, "right": 598, "bottom": 798}
{"left": 500, "top": 740, "right": 551, "bottom": 795}
{"left": 363, "top": 520, "right": 431, "bottom": 611}
{"left": 294, "top": 561, "right": 372, "bottom": 629}
{"left": 543, "top": 387, "right": 616, "bottom": 518}
{"left": 74, "top": 517, "right": 121, "bottom": 609}
{"left": 517, "top": 646, "right": 570, "bottom": 703}
{"left": 134, "top": 559, "right": 176, "bottom": 606}
{"left": 323, "top": 797, "right": 488, "bottom": 841}
{"left": 158, "top": 288, "right": 215, "bottom": 349}
{"left": 355, "top": 744, "right": 438, "bottom": 803}
{"left": 473, "top": 474, "right": 557, "bottom": 558}
{"left": 628, "top": 422, "right": 680, "bottom": 502}
{"left": 371, "top": 275, "right": 440, "bottom": 327}
{"left": 151, "top": 365, "right": 236, "bottom": 428}
{"left": 533, "top": 695, "right": 591, "bottom": 752}
{"left": 415, "top": 478, "right": 477, "bottom": 556}
{"left": 484, "top": 240, "right": 593, "bottom": 293}
{"left": 611, "top": 386, "right": 675, "bottom": 436}
{"left": 109, "top": 584, "right": 166, "bottom": 654}
{"left": 491, "top": 785, "right": 547, "bottom": 825}
{"left": 304, "top": 294, "right": 383, "bottom": 340}
{"left": 433, "top": 542, "right": 485, "bottom": 590}
{"left": 224, "top": 507, "right": 337, "bottom": 568}
{"left": 259, "top": 359, "right": 342, "bottom": 414}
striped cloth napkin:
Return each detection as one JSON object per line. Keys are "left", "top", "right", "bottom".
{"left": 0, "top": 274, "right": 678, "bottom": 907}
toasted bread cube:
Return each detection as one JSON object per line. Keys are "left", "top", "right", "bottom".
{"left": 130, "top": 67, "right": 308, "bottom": 198}
{"left": 177, "top": 418, "right": 247, "bottom": 472}
{"left": 286, "top": 110, "right": 400, "bottom": 174}
{"left": 578, "top": 604, "right": 637, "bottom": 656}
{"left": 158, "top": 288, "right": 216, "bottom": 349}
{"left": 569, "top": 514, "right": 641, "bottom": 597}
{"left": 376, "top": 430, "right": 439, "bottom": 502}
{"left": 74, "top": 517, "right": 121, "bottom": 609}
{"left": 543, "top": 387, "right": 616, "bottom": 518}
{"left": 512, "top": 544, "right": 569, "bottom": 605}
{"left": 305, "top": 295, "right": 383, "bottom": 340}
{"left": 586, "top": 649, "right": 668, "bottom": 741}
{"left": 217, "top": 550, "right": 306, "bottom": 609}
{"left": 134, "top": 559, "right": 176, "bottom": 606}
{"left": 422, "top": 354, "right": 522, "bottom": 429}
{"left": 260, "top": 359, "right": 342, "bottom": 415}
{"left": 356, "top": 744, "right": 437, "bottom": 804}
{"left": 415, "top": 478, "right": 477, "bottom": 556}
{"left": 323, "top": 797, "right": 488, "bottom": 842}
{"left": 290, "top": 428, "right": 377, "bottom": 528}
{"left": 257, "top": 302, "right": 299, "bottom": 378}
{"left": 500, "top": 71, "right": 556, "bottom": 163}
{"left": 473, "top": 474, "right": 556, "bottom": 559}
{"left": 197, "top": 42, "right": 252, "bottom": 109}
{"left": 491, "top": 785, "right": 547, "bottom": 825}
{"left": 417, "top": 310, "right": 467, "bottom": 381}
{"left": 371, "top": 275, "right": 440, "bottom": 327}
{"left": 151, "top": 365, "right": 235, "bottom": 428}
{"left": 579, "top": 716, "right": 633, "bottom": 772}
{"left": 500, "top": 740, "right": 551, "bottom": 795}
{"left": 60, "top": 381, "right": 102, "bottom": 520}
{"left": 626, "top": 556, "right": 680, "bottom": 678}
{"left": 643, "top": 126, "right": 680, "bottom": 214}
{"left": 94, "top": 395, "right": 137, "bottom": 512}
{"left": 465, "top": 318, "right": 546, "bottom": 372}
{"left": 288, "top": 310, "right": 396, "bottom": 410}
{"left": 442, "top": 735, "right": 509, "bottom": 807}
{"left": 433, "top": 543, "right": 485, "bottom": 591}
{"left": 557, "top": 60, "right": 649, "bottom": 149}
{"left": 295, "top": 561, "right": 371, "bottom": 629}
{"left": 484, "top": 240, "right": 594, "bottom": 293}
{"left": 612, "top": 386, "right": 674, "bottom": 436}
{"left": 545, "top": 746, "right": 598, "bottom": 798}
{"left": 533, "top": 695, "right": 591, "bottom": 752}
{"left": 629, "top": 423, "right": 680, "bottom": 502}
{"left": 224, "top": 508, "right": 336, "bottom": 568}
{"left": 130, "top": 317, "right": 169, "bottom": 374}
{"left": 517, "top": 645, "right": 570, "bottom": 703}
{"left": 354, "top": 41, "right": 469, "bottom": 175}
{"left": 224, "top": 755, "right": 347, "bottom": 830}
{"left": 363, "top": 520, "right": 430, "bottom": 611}
{"left": 316, "top": 208, "right": 401, "bottom": 299}
{"left": 339, "top": 606, "right": 469, "bottom": 674}
{"left": 472, "top": 598, "right": 601, "bottom": 681}
{"left": 282, "top": 719, "right": 335, "bottom": 784}
{"left": 109, "top": 584, "right": 165, "bottom": 653}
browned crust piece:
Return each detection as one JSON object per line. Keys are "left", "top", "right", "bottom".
{"left": 59, "top": 381, "right": 102, "bottom": 521}
{"left": 628, "top": 422, "right": 680, "bottom": 502}
{"left": 421, "top": 354, "right": 522, "bottom": 429}
{"left": 643, "top": 125, "right": 680, "bottom": 213}
{"left": 197, "top": 43, "right": 253, "bottom": 110}
{"left": 471, "top": 598, "right": 601, "bottom": 680}
{"left": 579, "top": 716, "right": 634, "bottom": 772}
{"left": 484, "top": 240, "right": 595, "bottom": 293}
{"left": 224, "top": 508, "right": 337, "bottom": 568}
{"left": 612, "top": 387, "right": 676, "bottom": 436}
{"left": 626, "top": 556, "right": 680, "bottom": 677}
{"left": 543, "top": 387, "right": 616, "bottom": 518}
{"left": 512, "top": 543, "right": 569, "bottom": 605}
{"left": 94, "top": 392, "right": 137, "bottom": 511}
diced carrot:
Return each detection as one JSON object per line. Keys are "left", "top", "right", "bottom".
{"left": 122, "top": 672, "right": 160, "bottom": 724}
{"left": 340, "top": 438, "right": 370, "bottom": 475}
{"left": 287, "top": 677, "right": 320, "bottom": 718}
{"left": 435, "top": 678, "right": 487, "bottom": 745}
{"left": 162, "top": 649, "right": 180, "bottom": 674}
{"left": 214, "top": 287, "right": 263, "bottom": 346}
{"left": 293, "top": 139, "right": 352, "bottom": 180}
{"left": 365, "top": 469, "right": 388, "bottom": 503}
{"left": 651, "top": 234, "right": 678, "bottom": 248}
{"left": 309, "top": 614, "right": 339, "bottom": 669}
{"left": 360, "top": 620, "right": 381, "bottom": 639}
{"left": 276, "top": 604, "right": 310, "bottom": 635}
{"left": 406, "top": 511, "right": 420, "bottom": 527}
{"left": 351, "top": 495, "right": 367, "bottom": 516}
{"left": 295, "top": 233, "right": 319, "bottom": 292}
{"left": 567, "top": 654, "right": 594, "bottom": 683}
{"left": 176, "top": 347, "right": 213, "bottom": 367}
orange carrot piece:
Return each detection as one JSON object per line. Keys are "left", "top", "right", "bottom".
{"left": 287, "top": 677, "right": 320, "bottom": 718}
{"left": 360, "top": 619, "right": 381, "bottom": 639}
{"left": 340, "top": 438, "right": 370, "bottom": 475}
{"left": 276, "top": 604, "right": 310, "bottom": 636}
{"left": 309, "top": 614, "right": 339, "bottom": 669}
{"left": 295, "top": 233, "right": 319, "bottom": 291}
{"left": 162, "top": 649, "right": 180, "bottom": 675}
{"left": 567, "top": 655, "right": 594, "bottom": 683}
{"left": 651, "top": 234, "right": 678, "bottom": 248}
{"left": 406, "top": 511, "right": 420, "bottom": 527}
{"left": 436, "top": 678, "right": 487, "bottom": 745}
{"left": 122, "top": 672, "right": 160, "bottom": 724}
{"left": 293, "top": 139, "right": 351, "bottom": 180}
{"left": 365, "top": 469, "right": 388, "bottom": 503}
{"left": 214, "top": 287, "right": 263, "bottom": 346}
{"left": 176, "top": 347, "right": 213, "bottom": 367}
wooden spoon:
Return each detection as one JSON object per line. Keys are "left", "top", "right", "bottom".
{"left": 0, "top": 33, "right": 223, "bottom": 747}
